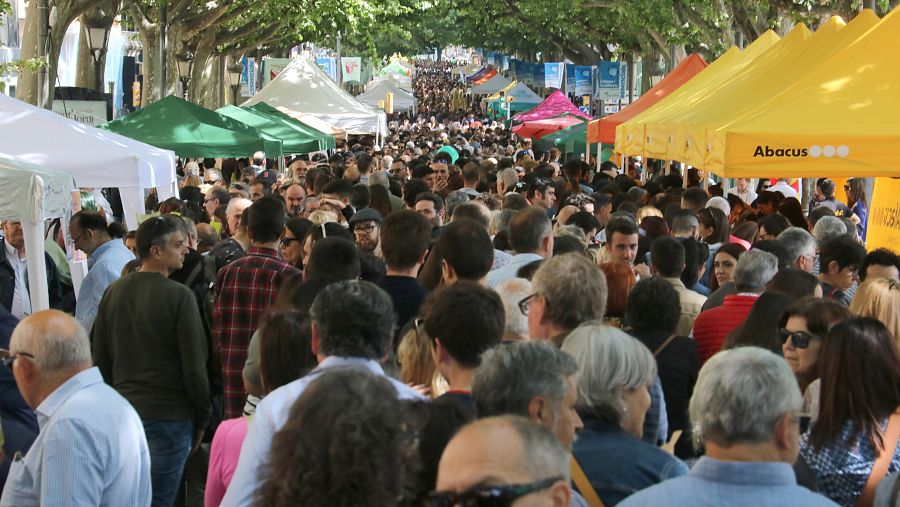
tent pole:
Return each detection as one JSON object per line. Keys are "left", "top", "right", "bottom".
{"left": 24, "top": 175, "right": 50, "bottom": 312}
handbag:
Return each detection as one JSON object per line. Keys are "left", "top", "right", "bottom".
{"left": 653, "top": 335, "right": 677, "bottom": 358}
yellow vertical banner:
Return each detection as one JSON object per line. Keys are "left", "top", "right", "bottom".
{"left": 865, "top": 177, "right": 900, "bottom": 252}
{"left": 386, "top": 92, "right": 394, "bottom": 114}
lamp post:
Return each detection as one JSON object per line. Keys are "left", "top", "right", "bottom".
{"left": 175, "top": 52, "right": 194, "bottom": 100}
{"left": 227, "top": 63, "right": 242, "bottom": 105}
{"left": 85, "top": 26, "right": 109, "bottom": 93}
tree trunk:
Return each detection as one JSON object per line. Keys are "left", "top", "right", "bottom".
{"left": 138, "top": 22, "right": 161, "bottom": 105}
{"left": 17, "top": 0, "right": 47, "bottom": 106}
{"left": 189, "top": 30, "right": 220, "bottom": 108}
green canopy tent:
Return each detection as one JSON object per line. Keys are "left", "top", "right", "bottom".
{"left": 537, "top": 122, "right": 594, "bottom": 156}
{"left": 245, "top": 102, "right": 336, "bottom": 150}
{"left": 216, "top": 105, "right": 331, "bottom": 154}
{"left": 101, "top": 96, "right": 282, "bottom": 158}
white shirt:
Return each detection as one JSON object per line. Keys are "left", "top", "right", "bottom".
{"left": 4, "top": 240, "right": 31, "bottom": 319}
{"left": 727, "top": 187, "right": 758, "bottom": 205}
{"left": 220, "top": 357, "right": 425, "bottom": 507}
{"left": 769, "top": 180, "right": 798, "bottom": 199}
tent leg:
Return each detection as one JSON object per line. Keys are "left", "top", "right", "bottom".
{"left": 22, "top": 218, "right": 50, "bottom": 313}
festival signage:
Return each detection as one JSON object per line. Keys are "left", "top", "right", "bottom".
{"left": 544, "top": 63, "right": 564, "bottom": 89}
{"left": 316, "top": 57, "right": 337, "bottom": 81}
{"left": 342, "top": 57, "right": 362, "bottom": 83}
{"left": 261, "top": 58, "right": 291, "bottom": 86}
{"left": 865, "top": 177, "right": 900, "bottom": 251}
{"left": 598, "top": 61, "right": 625, "bottom": 100}
{"left": 522, "top": 63, "right": 535, "bottom": 86}
{"left": 241, "top": 56, "right": 257, "bottom": 97}
{"left": 566, "top": 64, "right": 576, "bottom": 94}
{"left": 575, "top": 66, "right": 594, "bottom": 96}
{"left": 532, "top": 63, "right": 545, "bottom": 88}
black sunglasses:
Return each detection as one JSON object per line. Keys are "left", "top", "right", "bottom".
{"left": 779, "top": 328, "right": 821, "bottom": 349}
{"left": 428, "top": 476, "right": 562, "bottom": 507}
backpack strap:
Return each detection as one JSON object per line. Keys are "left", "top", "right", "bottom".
{"left": 570, "top": 456, "right": 605, "bottom": 507}
{"left": 653, "top": 335, "right": 677, "bottom": 358}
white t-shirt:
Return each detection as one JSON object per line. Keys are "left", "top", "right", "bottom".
{"left": 769, "top": 180, "right": 798, "bottom": 198}
{"left": 727, "top": 187, "right": 758, "bottom": 205}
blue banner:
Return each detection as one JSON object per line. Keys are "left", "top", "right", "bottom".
{"left": 501, "top": 55, "right": 510, "bottom": 71}
{"left": 522, "top": 63, "right": 535, "bottom": 86}
{"left": 316, "top": 57, "right": 337, "bottom": 81}
{"left": 533, "top": 63, "right": 545, "bottom": 88}
{"left": 598, "top": 61, "right": 625, "bottom": 100}
{"left": 544, "top": 63, "right": 564, "bottom": 89}
{"left": 575, "top": 66, "right": 594, "bottom": 96}
{"left": 565, "top": 64, "right": 576, "bottom": 94}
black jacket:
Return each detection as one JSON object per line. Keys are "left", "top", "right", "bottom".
{"left": 0, "top": 239, "right": 62, "bottom": 313}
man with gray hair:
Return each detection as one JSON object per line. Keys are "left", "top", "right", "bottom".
{"left": 526, "top": 253, "right": 607, "bottom": 346}
{"left": 778, "top": 227, "right": 817, "bottom": 273}
{"left": 494, "top": 278, "right": 533, "bottom": 341}
{"left": 473, "top": 341, "right": 582, "bottom": 449}
{"left": 2, "top": 310, "right": 151, "bottom": 506}
{"left": 620, "top": 347, "right": 838, "bottom": 506}
{"left": 487, "top": 207, "right": 554, "bottom": 288}
{"left": 434, "top": 415, "right": 573, "bottom": 507}
{"left": 692, "top": 249, "right": 778, "bottom": 363}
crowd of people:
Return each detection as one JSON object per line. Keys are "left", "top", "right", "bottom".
{"left": 0, "top": 59, "right": 898, "bottom": 507}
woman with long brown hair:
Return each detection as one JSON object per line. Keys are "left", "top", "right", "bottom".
{"left": 799, "top": 318, "right": 900, "bottom": 506}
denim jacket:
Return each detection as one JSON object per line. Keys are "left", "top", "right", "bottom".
{"left": 572, "top": 418, "right": 688, "bottom": 506}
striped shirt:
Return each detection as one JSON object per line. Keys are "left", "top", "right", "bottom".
{"left": 0, "top": 367, "right": 151, "bottom": 506}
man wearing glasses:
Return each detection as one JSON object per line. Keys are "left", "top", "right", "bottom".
{"left": 348, "top": 208, "right": 383, "bottom": 255}
{"left": 1, "top": 310, "right": 151, "bottom": 506}
{"left": 434, "top": 416, "right": 572, "bottom": 507}
{"left": 0, "top": 221, "right": 62, "bottom": 320}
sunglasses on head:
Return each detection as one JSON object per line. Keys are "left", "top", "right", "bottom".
{"left": 779, "top": 328, "right": 821, "bottom": 349}
{"left": 427, "top": 477, "right": 562, "bottom": 507}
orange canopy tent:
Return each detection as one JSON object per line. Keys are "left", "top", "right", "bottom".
{"left": 512, "top": 114, "right": 586, "bottom": 140}
{"left": 472, "top": 68, "right": 498, "bottom": 85}
{"left": 587, "top": 54, "right": 708, "bottom": 145}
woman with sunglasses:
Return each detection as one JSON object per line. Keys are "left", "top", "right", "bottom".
{"left": 779, "top": 299, "right": 850, "bottom": 418}
{"left": 279, "top": 218, "right": 313, "bottom": 270}
{"left": 799, "top": 318, "right": 900, "bottom": 507}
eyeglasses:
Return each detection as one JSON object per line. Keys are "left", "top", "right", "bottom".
{"left": 354, "top": 225, "right": 377, "bottom": 234}
{"left": 518, "top": 293, "right": 538, "bottom": 316}
{"left": 204, "top": 198, "right": 217, "bottom": 203}
{"left": 280, "top": 237, "right": 301, "bottom": 246}
{"left": 427, "top": 476, "right": 563, "bottom": 507}
{"left": 779, "top": 329, "right": 821, "bottom": 349}
{"left": 0, "top": 348, "right": 34, "bottom": 368}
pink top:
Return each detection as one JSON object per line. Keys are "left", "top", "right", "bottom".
{"left": 205, "top": 417, "right": 249, "bottom": 507}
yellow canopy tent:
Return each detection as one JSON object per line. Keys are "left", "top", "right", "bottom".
{"left": 665, "top": 23, "right": 818, "bottom": 168}
{"left": 617, "top": 31, "right": 781, "bottom": 158}
{"left": 707, "top": 9, "right": 884, "bottom": 178}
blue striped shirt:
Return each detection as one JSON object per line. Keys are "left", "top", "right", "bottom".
{"left": 0, "top": 367, "right": 151, "bottom": 507}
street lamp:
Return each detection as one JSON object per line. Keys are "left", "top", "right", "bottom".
{"left": 85, "top": 26, "right": 109, "bottom": 93}
{"left": 227, "top": 62, "right": 242, "bottom": 104}
{"left": 175, "top": 52, "right": 194, "bottom": 100}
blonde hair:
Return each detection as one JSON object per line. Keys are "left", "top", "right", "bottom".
{"left": 396, "top": 324, "right": 447, "bottom": 397}
{"left": 850, "top": 278, "right": 900, "bottom": 346}
{"left": 181, "top": 175, "right": 202, "bottom": 188}
{"left": 307, "top": 210, "right": 338, "bottom": 226}
{"left": 636, "top": 206, "right": 663, "bottom": 223}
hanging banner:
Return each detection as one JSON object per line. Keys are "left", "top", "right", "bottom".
{"left": 522, "top": 63, "right": 535, "bottom": 86}
{"left": 598, "top": 61, "right": 624, "bottom": 100}
{"left": 865, "top": 177, "right": 900, "bottom": 251}
{"left": 544, "top": 63, "right": 564, "bottom": 89}
{"left": 241, "top": 56, "right": 257, "bottom": 97}
{"left": 509, "top": 59, "right": 519, "bottom": 80}
{"left": 261, "top": 58, "right": 291, "bottom": 86}
{"left": 533, "top": 64, "right": 545, "bottom": 88}
{"left": 342, "top": 57, "right": 362, "bottom": 83}
{"left": 565, "top": 64, "right": 576, "bottom": 94}
{"left": 316, "top": 57, "right": 337, "bottom": 81}
{"left": 575, "top": 66, "right": 594, "bottom": 96}
{"left": 501, "top": 55, "right": 510, "bottom": 71}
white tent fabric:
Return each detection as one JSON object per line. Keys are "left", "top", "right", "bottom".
{"left": 505, "top": 82, "right": 543, "bottom": 103}
{"left": 357, "top": 79, "right": 417, "bottom": 112}
{"left": 0, "top": 94, "right": 177, "bottom": 229}
{"left": 243, "top": 57, "right": 388, "bottom": 137}
{"left": 0, "top": 153, "right": 76, "bottom": 312}
{"left": 365, "top": 74, "right": 412, "bottom": 92}
{"left": 472, "top": 74, "right": 512, "bottom": 95}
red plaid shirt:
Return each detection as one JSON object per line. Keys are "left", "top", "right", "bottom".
{"left": 213, "top": 246, "right": 299, "bottom": 418}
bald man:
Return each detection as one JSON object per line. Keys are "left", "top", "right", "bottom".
{"left": 435, "top": 416, "right": 572, "bottom": 507}
{"left": 0, "top": 310, "right": 150, "bottom": 506}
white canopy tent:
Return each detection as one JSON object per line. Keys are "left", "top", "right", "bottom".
{"left": 472, "top": 74, "right": 512, "bottom": 95}
{"left": 357, "top": 79, "right": 417, "bottom": 112}
{"left": 0, "top": 153, "right": 75, "bottom": 313}
{"left": 365, "top": 74, "right": 412, "bottom": 92}
{"left": 0, "top": 94, "right": 177, "bottom": 230}
{"left": 504, "top": 82, "right": 543, "bottom": 103}
{"left": 243, "top": 58, "right": 388, "bottom": 139}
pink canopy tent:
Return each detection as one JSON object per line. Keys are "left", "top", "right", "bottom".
{"left": 511, "top": 114, "right": 586, "bottom": 140}
{"left": 512, "top": 90, "right": 592, "bottom": 122}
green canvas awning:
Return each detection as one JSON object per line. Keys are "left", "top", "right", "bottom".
{"left": 101, "top": 96, "right": 282, "bottom": 158}
{"left": 244, "top": 103, "right": 337, "bottom": 151}
{"left": 216, "top": 105, "right": 326, "bottom": 154}
{"left": 538, "top": 122, "right": 598, "bottom": 155}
